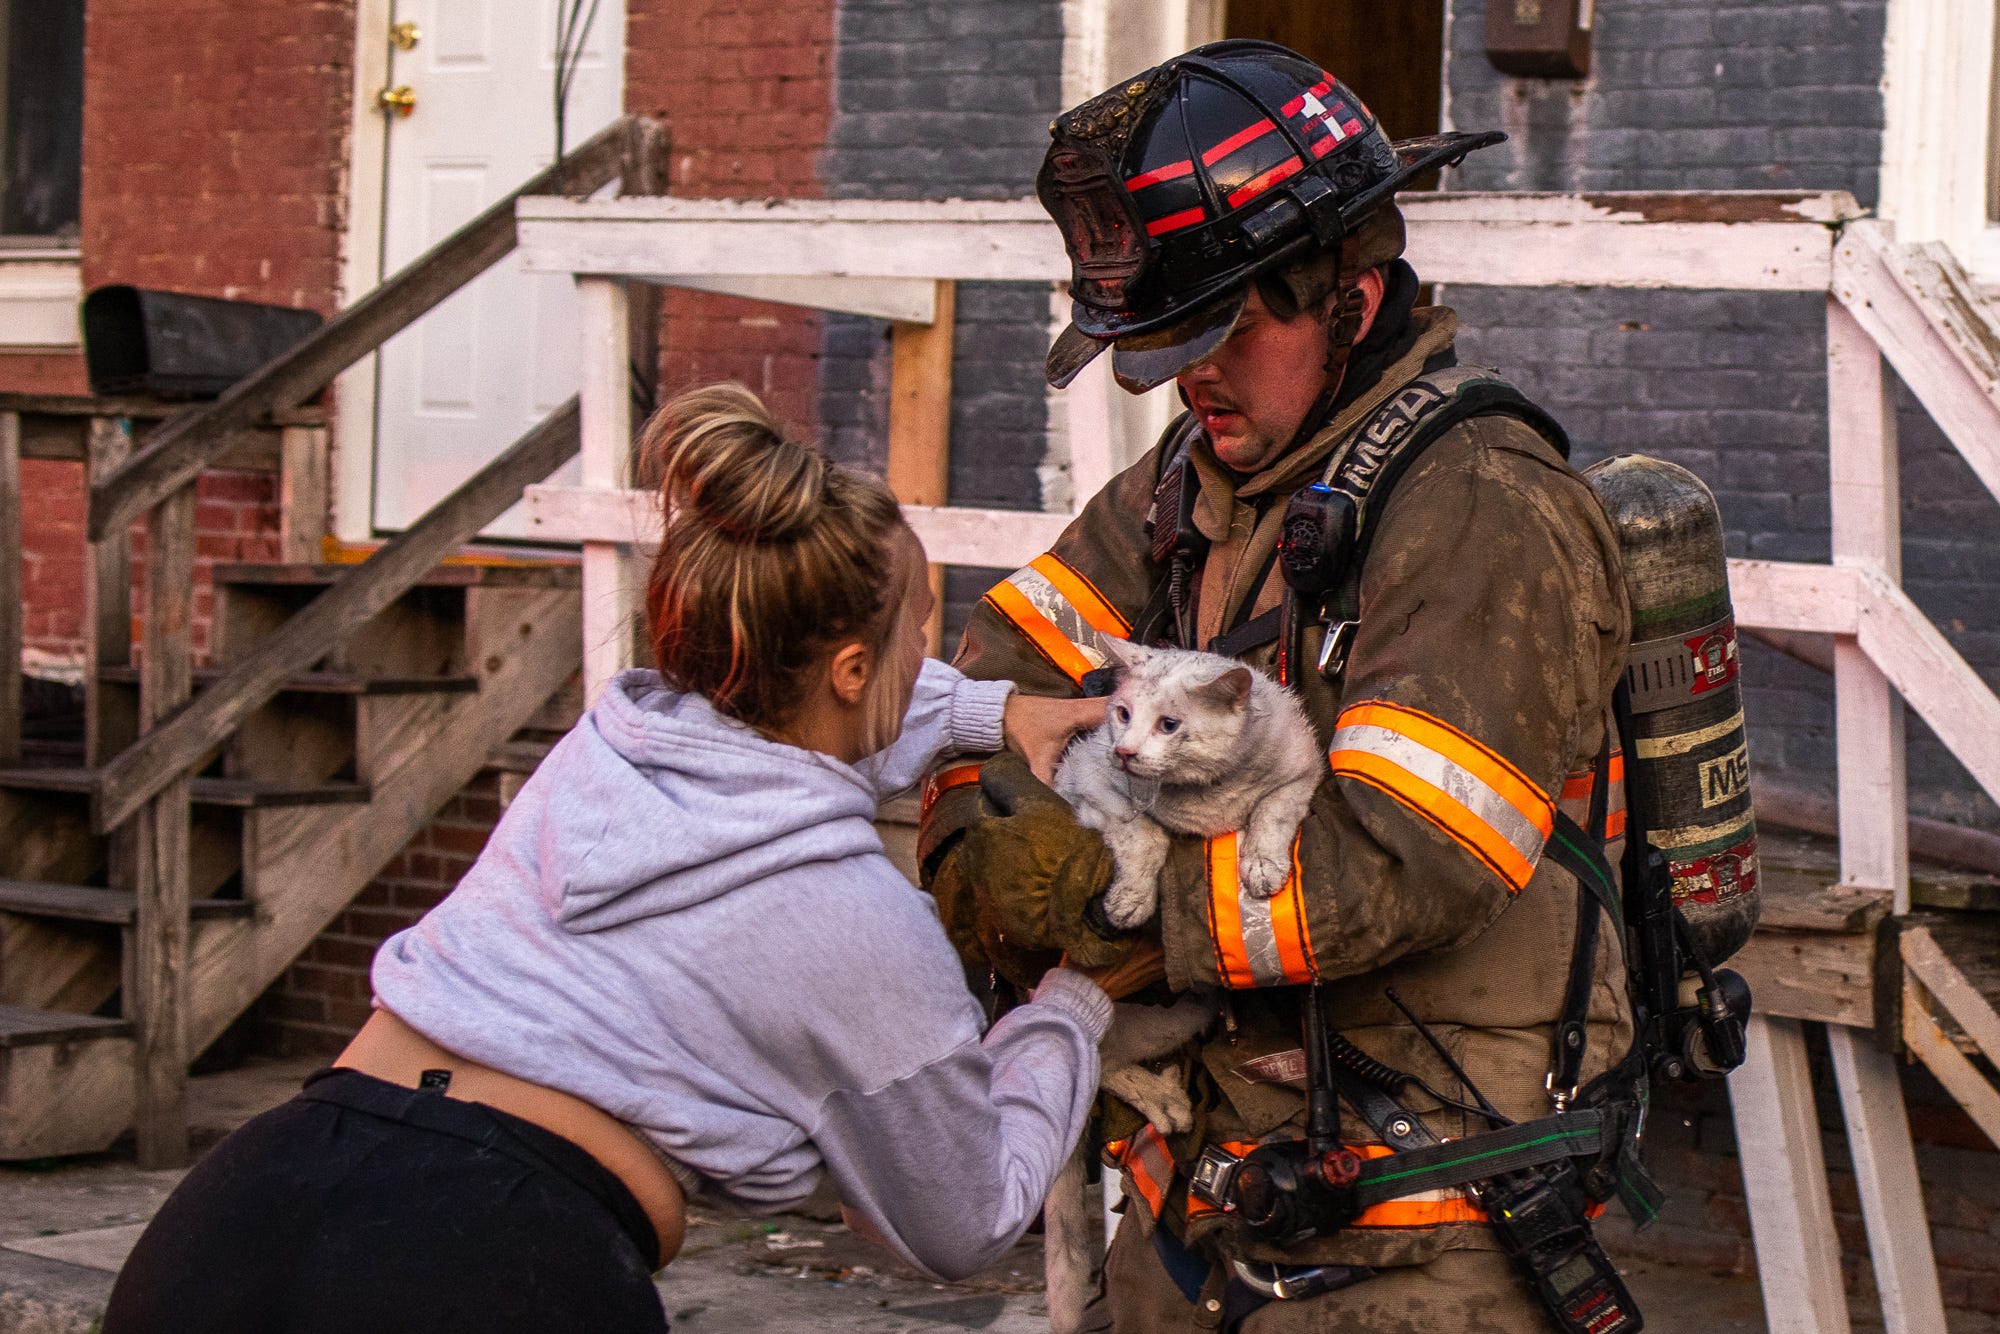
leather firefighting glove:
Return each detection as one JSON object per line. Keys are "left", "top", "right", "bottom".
{"left": 958, "top": 752, "right": 1134, "bottom": 974}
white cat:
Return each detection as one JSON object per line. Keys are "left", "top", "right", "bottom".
{"left": 1054, "top": 637, "right": 1325, "bottom": 930}
{"left": 1041, "top": 640, "right": 1323, "bottom": 1333}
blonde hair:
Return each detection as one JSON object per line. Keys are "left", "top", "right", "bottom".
{"left": 640, "top": 384, "right": 912, "bottom": 738}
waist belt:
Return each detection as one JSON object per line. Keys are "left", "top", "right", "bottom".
{"left": 1347, "top": 1109, "right": 1605, "bottom": 1210}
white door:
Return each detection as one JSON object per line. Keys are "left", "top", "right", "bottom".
{"left": 371, "top": 0, "right": 624, "bottom": 537}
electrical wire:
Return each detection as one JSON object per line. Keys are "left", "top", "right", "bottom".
{"left": 552, "top": 0, "right": 605, "bottom": 189}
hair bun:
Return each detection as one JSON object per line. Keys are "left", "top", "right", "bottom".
{"left": 646, "top": 383, "right": 827, "bottom": 543}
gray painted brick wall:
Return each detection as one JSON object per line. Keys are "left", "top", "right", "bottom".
{"left": 1444, "top": 0, "right": 1998, "bottom": 827}
{"left": 818, "top": 0, "right": 1064, "bottom": 645}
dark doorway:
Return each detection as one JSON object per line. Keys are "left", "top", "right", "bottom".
{"left": 1222, "top": 1, "right": 1446, "bottom": 142}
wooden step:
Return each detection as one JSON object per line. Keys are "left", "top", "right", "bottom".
{"left": 98, "top": 665, "right": 478, "bottom": 696}
{"left": 0, "top": 1002, "right": 132, "bottom": 1048}
{"left": 212, "top": 561, "right": 581, "bottom": 591}
{"left": 0, "top": 879, "right": 255, "bottom": 926}
{"left": 0, "top": 767, "right": 370, "bottom": 808}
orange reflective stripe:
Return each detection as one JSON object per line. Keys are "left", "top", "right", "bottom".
{"left": 1343, "top": 1142, "right": 1486, "bottom": 1227}
{"left": 1335, "top": 751, "right": 1540, "bottom": 891}
{"left": 1028, "top": 553, "right": 1130, "bottom": 638}
{"left": 983, "top": 580, "right": 1098, "bottom": 684}
{"left": 1205, "top": 834, "right": 1258, "bottom": 989}
{"left": 1330, "top": 701, "right": 1555, "bottom": 894}
{"left": 920, "top": 763, "right": 982, "bottom": 820}
{"left": 1352, "top": 1195, "right": 1487, "bottom": 1227}
{"left": 1119, "top": 1125, "right": 1173, "bottom": 1219}
{"left": 982, "top": 554, "right": 1131, "bottom": 687}
{"left": 1205, "top": 832, "right": 1318, "bottom": 988}
{"left": 1267, "top": 835, "right": 1317, "bottom": 984}
{"left": 1559, "top": 751, "right": 1625, "bottom": 801}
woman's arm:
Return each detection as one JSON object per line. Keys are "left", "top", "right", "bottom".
{"left": 855, "top": 659, "right": 1013, "bottom": 797}
{"left": 808, "top": 970, "right": 1109, "bottom": 1281}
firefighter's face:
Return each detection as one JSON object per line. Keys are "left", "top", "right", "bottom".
{"left": 1176, "top": 274, "right": 1383, "bottom": 472}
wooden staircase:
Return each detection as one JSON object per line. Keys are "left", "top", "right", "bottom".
{"left": 0, "top": 560, "right": 580, "bottom": 1158}
{"left": 0, "top": 115, "right": 666, "bottom": 1165}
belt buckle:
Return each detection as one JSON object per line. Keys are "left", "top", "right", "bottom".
{"left": 1189, "top": 1144, "right": 1244, "bottom": 1210}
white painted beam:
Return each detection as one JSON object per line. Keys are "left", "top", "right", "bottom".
{"left": 1731, "top": 1014, "right": 1853, "bottom": 1334}
{"left": 518, "top": 192, "right": 1849, "bottom": 293}
{"left": 1833, "top": 223, "right": 2000, "bottom": 507}
{"left": 660, "top": 274, "right": 939, "bottom": 324}
{"left": 523, "top": 484, "right": 1073, "bottom": 572}
{"left": 1828, "top": 1024, "right": 1948, "bottom": 1334}
{"left": 577, "top": 277, "right": 634, "bottom": 706}
{"left": 1728, "top": 559, "right": 1863, "bottom": 635}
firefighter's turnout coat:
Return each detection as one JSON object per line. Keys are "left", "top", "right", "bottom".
{"left": 920, "top": 307, "right": 1638, "bottom": 1270}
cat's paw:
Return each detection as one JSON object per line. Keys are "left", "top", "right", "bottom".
{"left": 1238, "top": 849, "right": 1292, "bottom": 899}
{"left": 1101, "top": 876, "right": 1157, "bottom": 930}
{"left": 1103, "top": 1065, "right": 1194, "bottom": 1136}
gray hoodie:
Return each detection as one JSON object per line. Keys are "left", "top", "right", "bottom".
{"left": 371, "top": 660, "right": 1109, "bottom": 1280}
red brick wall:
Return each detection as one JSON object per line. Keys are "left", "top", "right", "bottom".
{"left": 10, "top": 0, "right": 354, "bottom": 667}
{"left": 626, "top": 0, "right": 834, "bottom": 434}
{"left": 1604, "top": 1053, "right": 2000, "bottom": 1322}
{"left": 18, "top": 461, "right": 279, "bottom": 667}
{"left": 0, "top": 352, "right": 88, "bottom": 397}
{"left": 77, "top": 0, "right": 354, "bottom": 308}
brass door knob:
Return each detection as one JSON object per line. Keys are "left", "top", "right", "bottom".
{"left": 377, "top": 85, "right": 417, "bottom": 117}
{"left": 390, "top": 20, "right": 421, "bottom": 50}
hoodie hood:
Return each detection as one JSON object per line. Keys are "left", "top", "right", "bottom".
{"left": 541, "top": 670, "right": 887, "bottom": 932}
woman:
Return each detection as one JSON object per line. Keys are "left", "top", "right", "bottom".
{"left": 104, "top": 385, "right": 1114, "bottom": 1333}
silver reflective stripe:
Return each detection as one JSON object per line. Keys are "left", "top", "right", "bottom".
{"left": 1235, "top": 889, "right": 1287, "bottom": 988}
{"left": 1331, "top": 722, "right": 1546, "bottom": 871}
{"left": 1005, "top": 564, "right": 1117, "bottom": 668}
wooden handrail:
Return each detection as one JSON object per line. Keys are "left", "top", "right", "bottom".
{"left": 87, "top": 117, "right": 649, "bottom": 542}
{"left": 91, "top": 400, "right": 582, "bottom": 833}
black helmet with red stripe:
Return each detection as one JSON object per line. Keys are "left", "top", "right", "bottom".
{"left": 1038, "top": 40, "right": 1502, "bottom": 392}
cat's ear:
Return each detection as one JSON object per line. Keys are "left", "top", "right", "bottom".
{"left": 1199, "top": 666, "right": 1254, "bottom": 710}
{"left": 1098, "top": 637, "right": 1145, "bottom": 672}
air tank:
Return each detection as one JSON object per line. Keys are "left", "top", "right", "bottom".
{"left": 1585, "top": 455, "right": 1760, "bottom": 965}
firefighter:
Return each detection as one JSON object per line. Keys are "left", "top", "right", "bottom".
{"left": 920, "top": 42, "right": 1639, "bottom": 1331}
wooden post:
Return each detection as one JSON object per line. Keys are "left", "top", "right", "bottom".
{"left": 279, "top": 425, "right": 332, "bottom": 564}
{"left": 132, "top": 484, "right": 195, "bottom": 1169}
{"left": 579, "top": 277, "right": 634, "bottom": 704}
{"left": 86, "top": 418, "right": 135, "bottom": 765}
{"left": 1823, "top": 297, "right": 1947, "bottom": 1333}
{"left": 0, "top": 411, "right": 20, "bottom": 766}
{"left": 888, "top": 280, "right": 956, "bottom": 657}
{"left": 1828, "top": 1024, "right": 1948, "bottom": 1333}
{"left": 1730, "top": 1014, "right": 1853, "bottom": 1333}
{"left": 1827, "top": 298, "right": 1910, "bottom": 912}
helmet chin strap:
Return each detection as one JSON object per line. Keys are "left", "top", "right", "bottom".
{"left": 1279, "top": 269, "right": 1368, "bottom": 459}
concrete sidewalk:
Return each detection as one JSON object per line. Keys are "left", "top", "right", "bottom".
{"left": 0, "top": 1055, "right": 1791, "bottom": 1333}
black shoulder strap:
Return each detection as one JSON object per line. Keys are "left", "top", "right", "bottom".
{"left": 1326, "top": 367, "right": 1570, "bottom": 582}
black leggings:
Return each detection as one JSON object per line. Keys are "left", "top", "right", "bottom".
{"left": 103, "top": 1068, "right": 669, "bottom": 1334}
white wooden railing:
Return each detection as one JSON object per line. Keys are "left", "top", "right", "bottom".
{"left": 516, "top": 190, "right": 2000, "bottom": 1334}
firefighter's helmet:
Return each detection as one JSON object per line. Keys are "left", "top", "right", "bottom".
{"left": 1038, "top": 40, "right": 1503, "bottom": 392}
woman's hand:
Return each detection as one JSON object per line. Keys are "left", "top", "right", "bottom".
{"left": 1002, "top": 694, "right": 1107, "bottom": 784}
{"left": 1066, "top": 939, "right": 1167, "bottom": 1001}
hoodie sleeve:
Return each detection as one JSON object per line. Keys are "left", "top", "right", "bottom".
{"left": 808, "top": 969, "right": 1109, "bottom": 1281}
{"left": 856, "top": 658, "right": 1015, "bottom": 799}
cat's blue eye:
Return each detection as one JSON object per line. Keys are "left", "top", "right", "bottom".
{"left": 1158, "top": 717, "right": 1180, "bottom": 733}
{"left": 1114, "top": 706, "right": 1131, "bottom": 725}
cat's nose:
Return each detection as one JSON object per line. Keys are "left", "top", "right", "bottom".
{"left": 1114, "top": 746, "right": 1137, "bottom": 761}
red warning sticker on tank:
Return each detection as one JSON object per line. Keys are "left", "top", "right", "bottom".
{"left": 1684, "top": 618, "right": 1740, "bottom": 695}
{"left": 1670, "top": 832, "right": 1759, "bottom": 908}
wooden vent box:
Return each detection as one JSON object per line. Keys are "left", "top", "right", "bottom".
{"left": 1484, "top": 0, "right": 1593, "bottom": 78}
